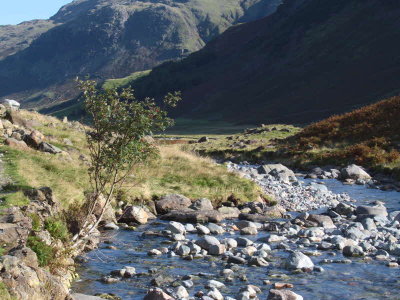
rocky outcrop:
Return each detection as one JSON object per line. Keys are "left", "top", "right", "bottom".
{"left": 0, "top": 247, "right": 69, "bottom": 300}
{"left": 0, "top": 207, "right": 32, "bottom": 251}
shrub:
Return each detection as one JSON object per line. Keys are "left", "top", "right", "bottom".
{"left": 27, "top": 236, "right": 54, "bottom": 267}
{"left": 44, "top": 217, "right": 70, "bottom": 242}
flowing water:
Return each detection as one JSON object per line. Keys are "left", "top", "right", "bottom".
{"left": 72, "top": 179, "right": 400, "bottom": 300}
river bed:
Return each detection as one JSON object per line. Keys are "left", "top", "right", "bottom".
{"left": 72, "top": 177, "right": 400, "bottom": 300}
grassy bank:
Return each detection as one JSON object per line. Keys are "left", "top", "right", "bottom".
{"left": 183, "top": 124, "right": 301, "bottom": 162}
{"left": 0, "top": 111, "right": 264, "bottom": 209}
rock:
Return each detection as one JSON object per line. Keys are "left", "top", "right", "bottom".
{"left": 190, "top": 198, "right": 213, "bottom": 211}
{"left": 273, "top": 283, "right": 294, "bottom": 289}
{"left": 248, "top": 257, "right": 269, "bottom": 266}
{"left": 5, "top": 138, "right": 29, "bottom": 151}
{"left": 241, "top": 226, "right": 259, "bottom": 235}
{"left": 197, "top": 224, "right": 211, "bottom": 235}
{"left": 285, "top": 251, "right": 314, "bottom": 270}
{"left": 24, "top": 130, "right": 45, "bottom": 149}
{"left": 356, "top": 205, "right": 388, "bottom": 217}
{"left": 119, "top": 206, "right": 149, "bottom": 225}
{"left": 209, "top": 244, "right": 226, "bottom": 255}
{"left": 196, "top": 235, "right": 220, "bottom": 251}
{"left": 0, "top": 104, "right": 6, "bottom": 116}
{"left": 236, "top": 237, "right": 253, "bottom": 247}
{"left": 227, "top": 256, "right": 247, "bottom": 264}
{"left": 151, "top": 275, "right": 174, "bottom": 287}
{"left": 148, "top": 249, "right": 163, "bottom": 256}
{"left": 343, "top": 245, "right": 364, "bottom": 257}
{"left": 161, "top": 210, "right": 224, "bottom": 223}
{"left": 39, "top": 142, "right": 62, "bottom": 154}
{"left": 257, "top": 164, "right": 296, "bottom": 183}
{"left": 217, "top": 206, "right": 240, "bottom": 219}
{"left": 235, "top": 220, "right": 258, "bottom": 230}
{"left": 1, "top": 247, "right": 69, "bottom": 300}
{"left": 198, "top": 136, "right": 209, "bottom": 143}
{"left": 267, "top": 289, "right": 303, "bottom": 300}
{"left": 155, "top": 194, "right": 192, "bottom": 214}
{"left": 206, "top": 280, "right": 225, "bottom": 289}
{"left": 333, "top": 203, "right": 355, "bottom": 216}
{"left": 307, "top": 214, "right": 336, "bottom": 229}
{"left": 2, "top": 99, "right": 20, "bottom": 110}
{"left": 207, "top": 288, "right": 223, "bottom": 300}
{"left": 341, "top": 164, "right": 371, "bottom": 181}
{"left": 222, "top": 238, "right": 238, "bottom": 249}
{"left": 176, "top": 245, "right": 191, "bottom": 256}
{"left": 309, "top": 182, "right": 329, "bottom": 194}
{"left": 207, "top": 223, "right": 225, "bottom": 234}
{"left": 144, "top": 288, "right": 175, "bottom": 300}
{"left": 103, "top": 222, "right": 119, "bottom": 230}
{"left": 167, "top": 221, "right": 186, "bottom": 235}
{"left": 175, "top": 286, "right": 189, "bottom": 299}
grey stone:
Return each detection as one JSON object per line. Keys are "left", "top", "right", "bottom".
{"left": 285, "top": 251, "right": 314, "bottom": 270}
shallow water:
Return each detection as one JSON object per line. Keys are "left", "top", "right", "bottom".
{"left": 72, "top": 180, "right": 400, "bottom": 300}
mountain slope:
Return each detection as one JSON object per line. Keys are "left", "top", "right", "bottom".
{"left": 129, "top": 0, "right": 400, "bottom": 124}
{"left": 0, "top": 0, "right": 281, "bottom": 109}
{"left": 280, "top": 95, "right": 400, "bottom": 175}
{"left": 0, "top": 20, "right": 57, "bottom": 60}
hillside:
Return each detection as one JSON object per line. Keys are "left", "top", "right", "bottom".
{"left": 0, "top": 0, "right": 281, "bottom": 110}
{"left": 0, "top": 20, "right": 57, "bottom": 60}
{"left": 127, "top": 0, "right": 400, "bottom": 124}
{"left": 280, "top": 95, "right": 400, "bottom": 175}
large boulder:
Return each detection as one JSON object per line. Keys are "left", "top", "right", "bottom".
{"left": 39, "top": 142, "right": 62, "bottom": 154}
{"left": 160, "top": 210, "right": 224, "bottom": 223}
{"left": 217, "top": 206, "right": 240, "bottom": 219}
{"left": 24, "top": 130, "right": 45, "bottom": 149}
{"left": 119, "top": 206, "right": 149, "bottom": 225}
{"left": 307, "top": 214, "right": 336, "bottom": 229}
{"left": 340, "top": 164, "right": 371, "bottom": 181}
{"left": 190, "top": 198, "right": 213, "bottom": 211}
{"left": 267, "top": 289, "right": 303, "bottom": 300}
{"left": 196, "top": 235, "right": 221, "bottom": 251}
{"left": 355, "top": 205, "right": 388, "bottom": 217}
{"left": 5, "top": 138, "right": 29, "bottom": 151}
{"left": 285, "top": 251, "right": 314, "bottom": 270}
{"left": 2, "top": 99, "right": 20, "bottom": 110}
{"left": 155, "top": 194, "right": 192, "bottom": 214}
{"left": 257, "top": 164, "right": 297, "bottom": 183}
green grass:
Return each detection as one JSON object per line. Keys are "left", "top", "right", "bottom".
{"left": 27, "top": 236, "right": 54, "bottom": 267}
{"left": 103, "top": 70, "right": 151, "bottom": 90}
{"left": 0, "top": 110, "right": 266, "bottom": 208}
{"left": 45, "top": 217, "right": 70, "bottom": 242}
{"left": 182, "top": 124, "right": 301, "bottom": 162}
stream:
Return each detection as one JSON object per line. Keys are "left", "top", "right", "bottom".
{"left": 72, "top": 174, "right": 400, "bottom": 300}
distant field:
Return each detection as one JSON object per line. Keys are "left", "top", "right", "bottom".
{"left": 103, "top": 70, "right": 151, "bottom": 90}
{"left": 164, "top": 118, "right": 256, "bottom": 135}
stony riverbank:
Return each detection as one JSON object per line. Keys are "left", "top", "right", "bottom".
{"left": 72, "top": 163, "right": 400, "bottom": 300}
